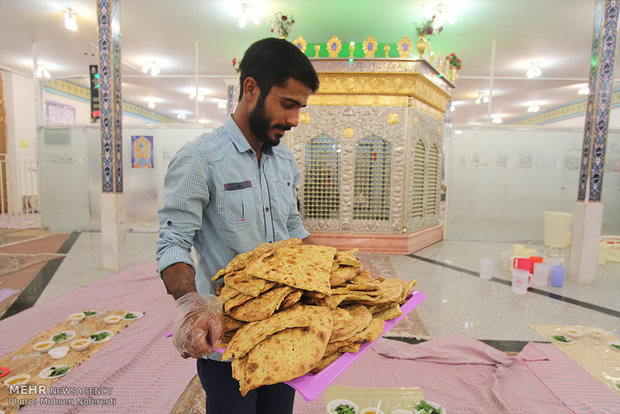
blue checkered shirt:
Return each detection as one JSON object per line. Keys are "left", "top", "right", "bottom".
{"left": 156, "top": 115, "right": 309, "bottom": 295}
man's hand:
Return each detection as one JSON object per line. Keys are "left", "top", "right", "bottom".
{"left": 172, "top": 292, "right": 223, "bottom": 359}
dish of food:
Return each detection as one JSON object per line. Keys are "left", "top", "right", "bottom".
{"left": 33, "top": 340, "right": 55, "bottom": 352}
{"left": 413, "top": 400, "right": 445, "bottom": 414}
{"left": 50, "top": 330, "right": 76, "bottom": 344}
{"left": 90, "top": 330, "right": 114, "bottom": 343}
{"left": 609, "top": 341, "right": 620, "bottom": 352}
{"left": 327, "top": 399, "right": 359, "bottom": 414}
{"left": 588, "top": 329, "right": 608, "bottom": 339}
{"left": 564, "top": 328, "right": 584, "bottom": 339}
{"left": 38, "top": 365, "right": 71, "bottom": 379}
{"left": 67, "top": 312, "right": 85, "bottom": 322}
{"left": 104, "top": 315, "right": 122, "bottom": 324}
{"left": 71, "top": 339, "right": 92, "bottom": 351}
{"left": 122, "top": 311, "right": 143, "bottom": 320}
{"left": 548, "top": 334, "right": 574, "bottom": 344}
{"left": 3, "top": 374, "right": 30, "bottom": 387}
{"left": 361, "top": 408, "right": 385, "bottom": 414}
{"left": 83, "top": 310, "right": 98, "bottom": 317}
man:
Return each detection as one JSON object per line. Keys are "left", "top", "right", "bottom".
{"left": 156, "top": 38, "right": 319, "bottom": 413}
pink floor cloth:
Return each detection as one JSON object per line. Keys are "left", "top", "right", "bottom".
{"left": 294, "top": 333, "right": 573, "bottom": 413}
{"left": 519, "top": 342, "right": 620, "bottom": 413}
{"left": 0, "top": 262, "right": 196, "bottom": 414}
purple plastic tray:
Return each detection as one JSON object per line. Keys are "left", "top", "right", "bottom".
{"left": 287, "top": 290, "right": 427, "bottom": 401}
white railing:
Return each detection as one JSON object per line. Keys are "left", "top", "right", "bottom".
{"left": 0, "top": 154, "right": 40, "bottom": 228}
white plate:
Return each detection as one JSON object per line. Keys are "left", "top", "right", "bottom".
{"left": 327, "top": 398, "right": 359, "bottom": 414}
{"left": 608, "top": 341, "right": 620, "bottom": 352}
{"left": 361, "top": 408, "right": 385, "bottom": 414}
{"left": 49, "top": 330, "right": 76, "bottom": 344}
{"left": 122, "top": 311, "right": 143, "bottom": 320}
{"left": 90, "top": 330, "right": 114, "bottom": 343}
{"left": 48, "top": 346, "right": 70, "bottom": 360}
{"left": 104, "top": 315, "right": 122, "bottom": 324}
{"left": 67, "top": 312, "right": 85, "bottom": 322}
{"left": 33, "top": 340, "right": 55, "bottom": 352}
{"left": 564, "top": 328, "right": 584, "bottom": 339}
{"left": 38, "top": 365, "right": 71, "bottom": 379}
{"left": 3, "top": 374, "right": 30, "bottom": 387}
{"left": 70, "top": 339, "right": 92, "bottom": 351}
{"left": 548, "top": 334, "right": 574, "bottom": 344}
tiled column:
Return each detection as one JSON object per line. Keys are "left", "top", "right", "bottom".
{"left": 98, "top": 0, "right": 126, "bottom": 269}
{"left": 224, "top": 79, "right": 239, "bottom": 116}
{"left": 568, "top": 0, "right": 618, "bottom": 283}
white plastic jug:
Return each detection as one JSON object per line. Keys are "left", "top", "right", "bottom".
{"left": 533, "top": 262, "right": 549, "bottom": 286}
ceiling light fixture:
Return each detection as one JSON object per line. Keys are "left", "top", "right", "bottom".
{"left": 36, "top": 65, "right": 51, "bottom": 79}
{"left": 147, "top": 99, "right": 156, "bottom": 109}
{"left": 578, "top": 83, "right": 590, "bottom": 95}
{"left": 491, "top": 115, "right": 503, "bottom": 124}
{"left": 475, "top": 93, "right": 489, "bottom": 104}
{"left": 239, "top": 3, "right": 260, "bottom": 28}
{"left": 64, "top": 8, "right": 77, "bottom": 31}
{"left": 189, "top": 88, "right": 205, "bottom": 102}
{"left": 527, "top": 103, "right": 540, "bottom": 113}
{"left": 217, "top": 100, "right": 227, "bottom": 109}
{"left": 450, "top": 104, "right": 456, "bottom": 112}
{"left": 177, "top": 113, "right": 186, "bottom": 120}
{"left": 526, "top": 62, "right": 541, "bottom": 78}
{"left": 141, "top": 61, "right": 160, "bottom": 76}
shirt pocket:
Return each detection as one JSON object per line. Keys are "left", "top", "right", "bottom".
{"left": 274, "top": 179, "right": 293, "bottom": 218}
{"left": 223, "top": 185, "right": 256, "bottom": 225}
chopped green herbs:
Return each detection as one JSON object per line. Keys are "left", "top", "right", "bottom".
{"left": 611, "top": 343, "right": 620, "bottom": 350}
{"left": 414, "top": 400, "right": 440, "bottom": 414}
{"left": 84, "top": 311, "right": 97, "bottom": 316}
{"left": 90, "top": 332, "right": 110, "bottom": 342}
{"left": 334, "top": 404, "right": 356, "bottom": 414}
{"left": 49, "top": 366, "right": 69, "bottom": 377}
{"left": 124, "top": 313, "right": 137, "bottom": 319}
{"left": 52, "top": 333, "right": 69, "bottom": 343}
{"left": 551, "top": 335, "right": 571, "bottom": 343}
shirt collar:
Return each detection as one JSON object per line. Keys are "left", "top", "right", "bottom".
{"left": 224, "top": 115, "right": 276, "bottom": 157}
{"left": 223, "top": 115, "right": 252, "bottom": 154}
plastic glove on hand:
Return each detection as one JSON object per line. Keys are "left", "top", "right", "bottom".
{"left": 172, "top": 292, "right": 223, "bottom": 359}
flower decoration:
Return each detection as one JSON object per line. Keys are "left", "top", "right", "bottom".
{"left": 232, "top": 57, "right": 240, "bottom": 74}
{"left": 415, "top": 15, "right": 443, "bottom": 38}
{"left": 270, "top": 11, "right": 295, "bottom": 39}
{"left": 446, "top": 53, "right": 462, "bottom": 70}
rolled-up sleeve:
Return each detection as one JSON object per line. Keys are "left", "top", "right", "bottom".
{"left": 286, "top": 159, "right": 310, "bottom": 240}
{"left": 156, "top": 143, "right": 209, "bottom": 274}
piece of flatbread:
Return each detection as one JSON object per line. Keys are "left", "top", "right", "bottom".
{"left": 236, "top": 306, "right": 332, "bottom": 396}
{"left": 227, "top": 285, "right": 294, "bottom": 322}
{"left": 223, "top": 304, "right": 310, "bottom": 360}
{"left": 246, "top": 245, "right": 336, "bottom": 295}
{"left": 212, "top": 238, "right": 303, "bottom": 281}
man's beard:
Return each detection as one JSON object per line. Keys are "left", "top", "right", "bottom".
{"left": 248, "top": 93, "right": 290, "bottom": 151}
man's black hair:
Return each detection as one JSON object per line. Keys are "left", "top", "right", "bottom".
{"left": 238, "top": 37, "right": 319, "bottom": 101}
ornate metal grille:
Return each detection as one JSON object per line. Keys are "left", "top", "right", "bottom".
{"left": 411, "top": 141, "right": 425, "bottom": 218}
{"left": 303, "top": 135, "right": 341, "bottom": 219}
{"left": 353, "top": 135, "right": 391, "bottom": 220}
{"left": 426, "top": 144, "right": 439, "bottom": 216}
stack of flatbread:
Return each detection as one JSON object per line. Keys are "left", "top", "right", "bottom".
{"left": 212, "top": 238, "right": 417, "bottom": 396}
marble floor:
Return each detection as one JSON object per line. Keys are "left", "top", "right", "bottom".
{"left": 35, "top": 232, "right": 620, "bottom": 345}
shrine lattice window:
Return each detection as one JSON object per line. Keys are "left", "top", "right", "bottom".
{"left": 303, "top": 135, "right": 341, "bottom": 219}
{"left": 353, "top": 135, "right": 391, "bottom": 220}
